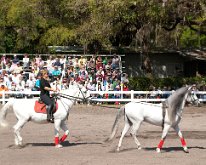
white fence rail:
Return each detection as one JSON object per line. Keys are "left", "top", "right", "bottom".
{"left": 0, "top": 90, "right": 206, "bottom": 105}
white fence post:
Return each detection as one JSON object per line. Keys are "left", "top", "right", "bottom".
{"left": 131, "top": 90, "right": 134, "bottom": 101}
{"left": 2, "top": 91, "right": 5, "bottom": 105}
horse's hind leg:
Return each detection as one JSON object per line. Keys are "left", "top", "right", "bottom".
{"left": 130, "top": 121, "right": 142, "bottom": 150}
{"left": 60, "top": 120, "right": 69, "bottom": 143}
{"left": 117, "top": 117, "right": 131, "bottom": 152}
{"left": 173, "top": 125, "right": 189, "bottom": 153}
{"left": 13, "top": 119, "right": 27, "bottom": 146}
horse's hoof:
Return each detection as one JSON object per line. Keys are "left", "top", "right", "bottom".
{"left": 116, "top": 148, "right": 120, "bottom": 152}
{"left": 0, "top": 121, "right": 8, "bottom": 127}
{"left": 55, "top": 144, "right": 63, "bottom": 148}
{"left": 137, "top": 146, "right": 142, "bottom": 150}
{"left": 183, "top": 147, "right": 189, "bottom": 153}
{"left": 156, "top": 148, "right": 161, "bottom": 153}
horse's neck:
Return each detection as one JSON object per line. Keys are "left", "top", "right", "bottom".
{"left": 176, "top": 93, "right": 188, "bottom": 117}
{"left": 59, "top": 97, "right": 74, "bottom": 112}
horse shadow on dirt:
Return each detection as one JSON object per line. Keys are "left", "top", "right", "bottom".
{"left": 108, "top": 146, "right": 206, "bottom": 153}
{"left": 143, "top": 146, "right": 206, "bottom": 153}
{"left": 7, "top": 141, "right": 102, "bottom": 149}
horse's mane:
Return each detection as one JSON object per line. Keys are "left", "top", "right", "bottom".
{"left": 166, "top": 86, "right": 190, "bottom": 123}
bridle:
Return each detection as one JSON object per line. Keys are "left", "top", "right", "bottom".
{"left": 57, "top": 85, "right": 89, "bottom": 104}
{"left": 189, "top": 92, "right": 199, "bottom": 105}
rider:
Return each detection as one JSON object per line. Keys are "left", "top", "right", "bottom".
{"left": 40, "top": 69, "right": 57, "bottom": 123}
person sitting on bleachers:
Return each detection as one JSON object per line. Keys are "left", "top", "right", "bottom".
{"left": 53, "top": 57, "right": 62, "bottom": 68}
{"left": 86, "top": 80, "right": 96, "bottom": 91}
{"left": 33, "top": 74, "right": 41, "bottom": 91}
{"left": 67, "top": 56, "right": 74, "bottom": 67}
{"left": 79, "top": 70, "right": 88, "bottom": 83}
{"left": 96, "top": 56, "right": 103, "bottom": 70}
{"left": 23, "top": 54, "right": 30, "bottom": 69}
{"left": 111, "top": 55, "right": 120, "bottom": 70}
{"left": 73, "top": 57, "right": 79, "bottom": 69}
{"left": 52, "top": 65, "right": 61, "bottom": 81}
{"left": 1, "top": 54, "right": 9, "bottom": 69}
{"left": 12, "top": 54, "right": 20, "bottom": 64}
{"left": 32, "top": 64, "right": 39, "bottom": 78}
{"left": 0, "top": 82, "right": 9, "bottom": 97}
{"left": 87, "top": 57, "right": 95, "bottom": 71}
{"left": 15, "top": 62, "right": 23, "bottom": 74}
{"left": 6, "top": 76, "right": 13, "bottom": 90}
{"left": 79, "top": 55, "right": 87, "bottom": 68}
{"left": 26, "top": 76, "right": 36, "bottom": 91}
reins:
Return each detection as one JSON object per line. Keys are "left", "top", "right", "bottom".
{"left": 57, "top": 86, "right": 89, "bottom": 104}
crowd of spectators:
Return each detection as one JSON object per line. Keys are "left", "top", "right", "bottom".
{"left": 0, "top": 54, "right": 129, "bottom": 100}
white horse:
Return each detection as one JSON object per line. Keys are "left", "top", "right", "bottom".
{"left": 106, "top": 86, "right": 200, "bottom": 153}
{"left": 0, "top": 83, "right": 90, "bottom": 148}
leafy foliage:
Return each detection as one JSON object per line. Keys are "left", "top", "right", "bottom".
{"left": 0, "top": 0, "right": 205, "bottom": 53}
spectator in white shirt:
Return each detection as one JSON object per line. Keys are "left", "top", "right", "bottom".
{"left": 23, "top": 54, "right": 30, "bottom": 69}
{"left": 26, "top": 76, "right": 36, "bottom": 90}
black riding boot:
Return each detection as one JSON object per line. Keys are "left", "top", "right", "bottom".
{"left": 46, "top": 105, "right": 54, "bottom": 123}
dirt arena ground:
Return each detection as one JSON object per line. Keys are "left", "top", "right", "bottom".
{"left": 0, "top": 103, "right": 206, "bottom": 165}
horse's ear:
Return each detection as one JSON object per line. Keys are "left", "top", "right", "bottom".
{"left": 188, "top": 86, "right": 193, "bottom": 91}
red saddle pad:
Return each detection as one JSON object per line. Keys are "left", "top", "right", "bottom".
{"left": 34, "top": 101, "right": 58, "bottom": 114}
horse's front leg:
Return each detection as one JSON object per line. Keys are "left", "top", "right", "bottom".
{"left": 54, "top": 119, "right": 63, "bottom": 148}
{"left": 173, "top": 125, "right": 189, "bottom": 153}
{"left": 60, "top": 120, "right": 69, "bottom": 143}
{"left": 156, "top": 124, "right": 171, "bottom": 153}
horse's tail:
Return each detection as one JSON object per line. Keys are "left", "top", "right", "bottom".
{"left": 0, "top": 99, "right": 15, "bottom": 127}
{"left": 105, "top": 105, "right": 125, "bottom": 142}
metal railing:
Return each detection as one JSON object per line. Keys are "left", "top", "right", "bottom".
{"left": 0, "top": 90, "right": 206, "bottom": 105}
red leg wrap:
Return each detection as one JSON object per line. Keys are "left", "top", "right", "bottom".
{"left": 181, "top": 138, "right": 186, "bottom": 146}
{"left": 157, "top": 139, "right": 164, "bottom": 149}
{"left": 60, "top": 134, "right": 67, "bottom": 142}
{"left": 55, "top": 137, "right": 59, "bottom": 145}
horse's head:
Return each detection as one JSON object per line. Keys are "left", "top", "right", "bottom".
{"left": 166, "top": 85, "right": 200, "bottom": 123}
{"left": 186, "top": 86, "right": 200, "bottom": 106}
{"left": 67, "top": 82, "right": 90, "bottom": 103}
